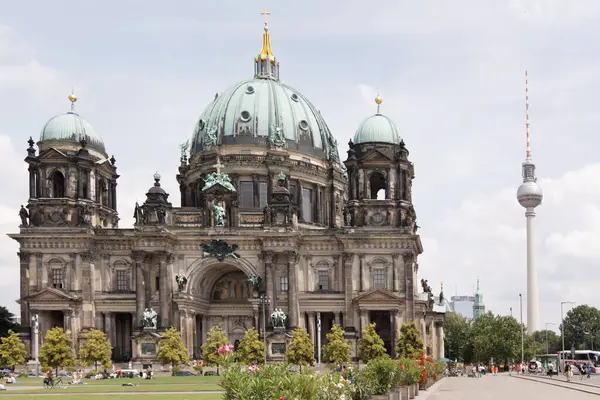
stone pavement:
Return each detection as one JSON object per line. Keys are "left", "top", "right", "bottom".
{"left": 421, "top": 374, "right": 600, "bottom": 399}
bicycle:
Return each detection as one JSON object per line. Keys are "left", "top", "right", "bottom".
{"left": 43, "top": 376, "right": 69, "bottom": 389}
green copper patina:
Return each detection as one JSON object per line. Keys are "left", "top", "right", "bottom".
{"left": 202, "top": 158, "right": 236, "bottom": 193}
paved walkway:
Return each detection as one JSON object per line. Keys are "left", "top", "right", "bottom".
{"left": 422, "top": 374, "right": 600, "bottom": 399}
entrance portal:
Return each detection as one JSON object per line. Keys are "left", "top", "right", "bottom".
{"left": 370, "top": 311, "right": 392, "bottom": 355}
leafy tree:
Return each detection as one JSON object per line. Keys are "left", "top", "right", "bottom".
{"left": 236, "top": 328, "right": 265, "bottom": 365}
{"left": 470, "top": 312, "right": 520, "bottom": 365}
{"left": 202, "top": 325, "right": 230, "bottom": 367}
{"left": 562, "top": 305, "right": 600, "bottom": 351}
{"left": 39, "top": 327, "right": 74, "bottom": 374}
{"left": 322, "top": 324, "right": 351, "bottom": 367}
{"left": 443, "top": 312, "right": 472, "bottom": 362}
{"left": 78, "top": 328, "right": 112, "bottom": 370}
{"left": 395, "top": 322, "right": 424, "bottom": 359}
{"left": 0, "top": 330, "right": 27, "bottom": 369}
{"left": 157, "top": 327, "right": 190, "bottom": 369}
{"left": 0, "top": 307, "right": 19, "bottom": 338}
{"left": 532, "top": 330, "right": 561, "bottom": 355}
{"left": 358, "top": 323, "right": 387, "bottom": 363}
{"left": 286, "top": 328, "right": 315, "bottom": 370}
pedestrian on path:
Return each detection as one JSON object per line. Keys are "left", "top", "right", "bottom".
{"left": 565, "top": 363, "right": 573, "bottom": 382}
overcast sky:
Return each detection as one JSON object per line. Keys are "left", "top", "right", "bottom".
{"left": 1, "top": 0, "right": 599, "bottom": 332}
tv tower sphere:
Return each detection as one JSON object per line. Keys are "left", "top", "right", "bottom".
{"left": 517, "top": 179, "right": 543, "bottom": 208}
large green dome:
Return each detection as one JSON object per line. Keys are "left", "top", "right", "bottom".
{"left": 40, "top": 111, "right": 104, "bottom": 151}
{"left": 190, "top": 78, "right": 338, "bottom": 161}
{"left": 189, "top": 21, "right": 340, "bottom": 163}
{"left": 353, "top": 113, "right": 401, "bottom": 145}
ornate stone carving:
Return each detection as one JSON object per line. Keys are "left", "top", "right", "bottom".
{"left": 80, "top": 252, "right": 95, "bottom": 262}
{"left": 342, "top": 253, "right": 354, "bottom": 265}
{"left": 262, "top": 251, "right": 274, "bottom": 264}
{"left": 200, "top": 240, "right": 240, "bottom": 262}
{"left": 286, "top": 251, "right": 299, "bottom": 264}
{"left": 17, "top": 252, "right": 31, "bottom": 263}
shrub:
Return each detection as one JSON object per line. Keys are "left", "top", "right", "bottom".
{"left": 357, "top": 323, "right": 387, "bottom": 363}
{"left": 359, "top": 356, "right": 397, "bottom": 395}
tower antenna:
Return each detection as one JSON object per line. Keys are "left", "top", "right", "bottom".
{"left": 525, "top": 71, "right": 531, "bottom": 161}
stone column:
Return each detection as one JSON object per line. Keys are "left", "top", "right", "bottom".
{"left": 359, "top": 254, "right": 366, "bottom": 291}
{"left": 286, "top": 251, "right": 299, "bottom": 328}
{"left": 359, "top": 309, "right": 369, "bottom": 331}
{"left": 133, "top": 252, "right": 145, "bottom": 328}
{"left": 307, "top": 312, "right": 316, "bottom": 344}
{"left": 438, "top": 324, "right": 445, "bottom": 359}
{"left": 80, "top": 252, "right": 96, "bottom": 328}
{"left": 334, "top": 312, "right": 341, "bottom": 326}
{"left": 365, "top": 172, "right": 371, "bottom": 199}
{"left": 391, "top": 253, "right": 400, "bottom": 292}
{"left": 186, "top": 311, "right": 194, "bottom": 358}
{"left": 18, "top": 253, "right": 31, "bottom": 326}
{"left": 334, "top": 255, "right": 343, "bottom": 292}
{"left": 358, "top": 169, "right": 364, "bottom": 199}
{"left": 104, "top": 312, "right": 112, "bottom": 340}
{"left": 179, "top": 309, "right": 186, "bottom": 346}
{"left": 158, "top": 252, "right": 172, "bottom": 329}
{"left": 404, "top": 253, "right": 415, "bottom": 321}
{"left": 263, "top": 251, "right": 275, "bottom": 313}
{"left": 343, "top": 253, "right": 355, "bottom": 327}
{"left": 201, "top": 315, "right": 208, "bottom": 344}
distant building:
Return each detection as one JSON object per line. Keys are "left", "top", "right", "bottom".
{"left": 449, "top": 296, "right": 475, "bottom": 319}
{"left": 473, "top": 279, "right": 485, "bottom": 319}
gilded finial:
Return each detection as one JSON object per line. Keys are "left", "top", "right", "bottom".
{"left": 68, "top": 88, "right": 77, "bottom": 111}
{"left": 258, "top": 9, "right": 274, "bottom": 61}
{"left": 261, "top": 8, "right": 271, "bottom": 32}
{"left": 375, "top": 93, "right": 383, "bottom": 114}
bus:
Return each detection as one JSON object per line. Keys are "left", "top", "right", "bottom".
{"left": 558, "top": 350, "right": 600, "bottom": 371}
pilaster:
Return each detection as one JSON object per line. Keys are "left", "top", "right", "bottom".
{"left": 133, "top": 251, "right": 146, "bottom": 327}
{"left": 343, "top": 253, "right": 355, "bottom": 327}
{"left": 286, "top": 251, "right": 299, "bottom": 328}
{"left": 307, "top": 312, "right": 316, "bottom": 344}
{"left": 263, "top": 251, "right": 275, "bottom": 313}
{"left": 18, "top": 252, "right": 31, "bottom": 325}
{"left": 80, "top": 251, "right": 96, "bottom": 328}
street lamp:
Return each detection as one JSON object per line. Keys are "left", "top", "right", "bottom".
{"left": 31, "top": 314, "right": 39, "bottom": 377}
{"left": 259, "top": 294, "right": 270, "bottom": 359}
{"left": 519, "top": 294, "right": 524, "bottom": 364}
{"left": 584, "top": 330, "right": 595, "bottom": 351}
{"left": 561, "top": 301, "right": 575, "bottom": 370}
{"left": 545, "top": 322, "right": 559, "bottom": 356}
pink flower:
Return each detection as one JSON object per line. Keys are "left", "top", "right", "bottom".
{"left": 248, "top": 365, "right": 260, "bottom": 373}
{"left": 217, "top": 344, "right": 234, "bottom": 355}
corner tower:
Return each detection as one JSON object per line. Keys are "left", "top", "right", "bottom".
{"left": 516, "top": 72, "right": 543, "bottom": 334}
{"left": 473, "top": 279, "right": 485, "bottom": 319}
{"left": 22, "top": 92, "right": 120, "bottom": 229}
{"left": 344, "top": 95, "right": 416, "bottom": 231}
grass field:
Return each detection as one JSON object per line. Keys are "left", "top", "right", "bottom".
{"left": 3, "top": 394, "right": 222, "bottom": 400}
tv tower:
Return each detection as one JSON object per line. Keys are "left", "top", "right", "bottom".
{"left": 516, "top": 71, "right": 543, "bottom": 334}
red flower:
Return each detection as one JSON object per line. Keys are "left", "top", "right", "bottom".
{"left": 401, "top": 364, "right": 406, "bottom": 371}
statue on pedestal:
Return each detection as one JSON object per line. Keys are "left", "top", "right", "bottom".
{"left": 213, "top": 200, "right": 225, "bottom": 227}
{"left": 142, "top": 308, "right": 158, "bottom": 329}
{"left": 270, "top": 308, "right": 287, "bottom": 329}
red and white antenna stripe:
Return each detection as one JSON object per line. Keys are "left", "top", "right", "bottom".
{"left": 525, "top": 70, "right": 532, "bottom": 160}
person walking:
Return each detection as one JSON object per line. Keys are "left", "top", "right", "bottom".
{"left": 565, "top": 363, "right": 573, "bottom": 382}
{"left": 586, "top": 363, "right": 592, "bottom": 379}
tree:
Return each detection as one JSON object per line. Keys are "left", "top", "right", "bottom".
{"left": 562, "top": 305, "right": 600, "bottom": 350}
{"left": 443, "top": 312, "right": 472, "bottom": 362}
{"left": 78, "top": 328, "right": 112, "bottom": 371}
{"left": 358, "top": 323, "right": 387, "bottom": 363}
{"left": 286, "top": 328, "right": 315, "bottom": 370}
{"left": 236, "top": 328, "right": 265, "bottom": 365}
{"left": 156, "top": 327, "right": 190, "bottom": 369}
{"left": 322, "top": 324, "right": 351, "bottom": 367}
{"left": 395, "top": 322, "right": 424, "bottom": 359}
{"left": 0, "top": 330, "right": 27, "bottom": 369}
{"left": 0, "top": 307, "right": 19, "bottom": 338}
{"left": 532, "top": 330, "right": 561, "bottom": 355}
{"left": 39, "top": 327, "right": 74, "bottom": 374}
{"left": 202, "top": 325, "right": 230, "bottom": 367}
{"left": 470, "top": 312, "right": 520, "bottom": 365}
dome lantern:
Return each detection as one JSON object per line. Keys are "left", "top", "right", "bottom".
{"left": 353, "top": 96, "right": 401, "bottom": 145}
{"left": 254, "top": 9, "right": 280, "bottom": 81}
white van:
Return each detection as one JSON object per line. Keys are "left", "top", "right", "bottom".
{"left": 528, "top": 360, "right": 542, "bottom": 374}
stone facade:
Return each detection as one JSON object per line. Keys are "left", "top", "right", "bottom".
{"left": 11, "top": 134, "right": 445, "bottom": 362}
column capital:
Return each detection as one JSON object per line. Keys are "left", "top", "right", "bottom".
{"left": 342, "top": 253, "right": 354, "bottom": 265}
{"left": 17, "top": 252, "right": 31, "bottom": 263}
{"left": 358, "top": 253, "right": 365, "bottom": 260}
{"left": 80, "top": 251, "right": 95, "bottom": 262}
{"left": 403, "top": 252, "right": 415, "bottom": 265}
{"left": 286, "top": 251, "right": 299, "bottom": 264}
{"left": 262, "top": 251, "right": 274, "bottom": 264}
{"left": 156, "top": 251, "right": 173, "bottom": 264}
{"left": 391, "top": 253, "right": 401, "bottom": 261}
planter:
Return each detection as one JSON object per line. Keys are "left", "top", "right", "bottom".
{"left": 408, "top": 385, "right": 415, "bottom": 399}
{"left": 372, "top": 396, "right": 389, "bottom": 400}
{"left": 399, "top": 387, "right": 409, "bottom": 400}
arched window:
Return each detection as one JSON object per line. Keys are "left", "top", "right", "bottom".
{"left": 369, "top": 172, "right": 387, "bottom": 200}
{"left": 51, "top": 171, "right": 65, "bottom": 198}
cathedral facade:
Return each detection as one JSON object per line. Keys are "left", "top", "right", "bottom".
{"left": 10, "top": 19, "right": 445, "bottom": 363}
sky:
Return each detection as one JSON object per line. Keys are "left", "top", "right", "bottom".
{"left": 1, "top": 0, "right": 599, "bottom": 333}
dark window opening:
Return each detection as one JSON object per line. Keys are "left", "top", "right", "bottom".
{"left": 240, "top": 181, "right": 254, "bottom": 208}
{"left": 155, "top": 276, "right": 160, "bottom": 291}
{"left": 116, "top": 270, "right": 130, "bottom": 291}
{"left": 302, "top": 187, "right": 314, "bottom": 222}
{"left": 51, "top": 171, "right": 65, "bottom": 198}
{"left": 370, "top": 172, "right": 387, "bottom": 199}
{"left": 52, "top": 268, "right": 64, "bottom": 289}
{"left": 259, "top": 181, "right": 268, "bottom": 208}
{"left": 317, "top": 270, "right": 329, "bottom": 291}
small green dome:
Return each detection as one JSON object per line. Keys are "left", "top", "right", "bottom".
{"left": 40, "top": 111, "right": 105, "bottom": 150}
{"left": 353, "top": 114, "right": 401, "bottom": 145}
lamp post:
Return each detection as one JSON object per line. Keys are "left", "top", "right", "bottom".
{"left": 519, "top": 294, "right": 524, "bottom": 364}
{"left": 260, "top": 294, "right": 270, "bottom": 359}
{"left": 316, "top": 312, "right": 322, "bottom": 365}
{"left": 561, "top": 301, "right": 575, "bottom": 357}
{"left": 31, "top": 314, "right": 39, "bottom": 378}
{"left": 545, "top": 322, "right": 559, "bottom": 356}
{"left": 584, "top": 330, "right": 595, "bottom": 351}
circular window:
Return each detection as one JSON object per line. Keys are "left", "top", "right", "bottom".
{"left": 299, "top": 120, "right": 309, "bottom": 131}
{"left": 240, "top": 111, "right": 252, "bottom": 122}
{"left": 291, "top": 93, "right": 299, "bottom": 102}
{"left": 246, "top": 85, "right": 255, "bottom": 94}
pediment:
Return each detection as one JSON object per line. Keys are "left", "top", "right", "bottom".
{"left": 203, "top": 182, "right": 236, "bottom": 195}
{"left": 353, "top": 288, "right": 402, "bottom": 303}
{"left": 39, "top": 147, "right": 69, "bottom": 161}
{"left": 24, "top": 287, "right": 79, "bottom": 302}
{"left": 361, "top": 149, "right": 392, "bottom": 161}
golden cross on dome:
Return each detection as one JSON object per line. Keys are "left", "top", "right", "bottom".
{"left": 261, "top": 8, "right": 271, "bottom": 29}
{"left": 213, "top": 157, "right": 224, "bottom": 174}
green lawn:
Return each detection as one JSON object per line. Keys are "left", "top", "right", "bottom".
{"left": 7, "top": 383, "right": 222, "bottom": 394}
{"left": 2, "top": 394, "right": 222, "bottom": 400}
{"left": 19, "top": 375, "right": 221, "bottom": 386}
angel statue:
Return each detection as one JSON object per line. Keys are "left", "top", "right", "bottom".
{"left": 175, "top": 274, "right": 188, "bottom": 292}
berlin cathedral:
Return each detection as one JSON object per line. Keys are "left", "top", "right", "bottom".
{"left": 10, "top": 16, "right": 445, "bottom": 363}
